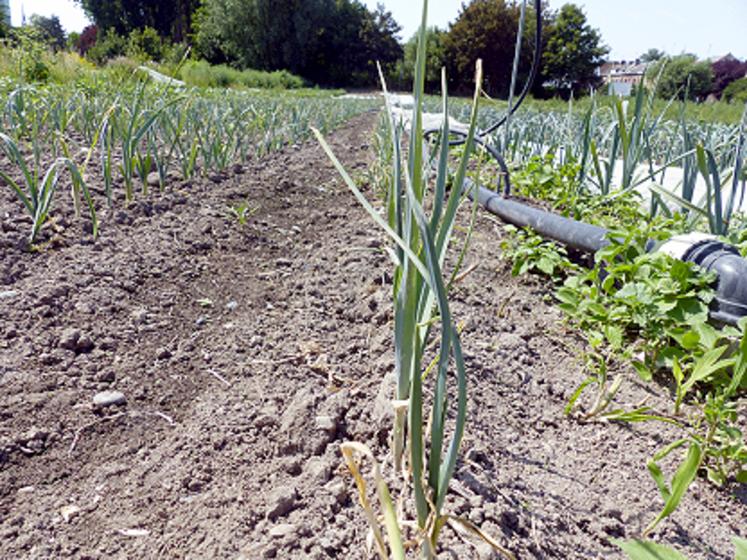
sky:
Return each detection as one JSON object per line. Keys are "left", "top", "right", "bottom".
{"left": 9, "top": 0, "right": 747, "bottom": 61}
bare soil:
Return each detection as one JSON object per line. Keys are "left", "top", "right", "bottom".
{"left": 0, "top": 113, "right": 745, "bottom": 559}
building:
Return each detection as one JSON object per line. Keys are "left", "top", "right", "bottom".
{"left": 598, "top": 60, "right": 649, "bottom": 96}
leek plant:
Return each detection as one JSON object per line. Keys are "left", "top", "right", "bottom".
{"left": 0, "top": 133, "right": 96, "bottom": 243}
{"left": 314, "top": 2, "right": 512, "bottom": 557}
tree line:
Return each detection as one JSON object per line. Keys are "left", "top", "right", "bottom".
{"left": 66, "top": 0, "right": 611, "bottom": 94}
{"left": 3, "top": 0, "right": 744, "bottom": 102}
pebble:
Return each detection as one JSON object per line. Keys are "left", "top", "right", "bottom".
{"left": 225, "top": 301, "right": 238, "bottom": 311}
{"left": 0, "top": 290, "right": 19, "bottom": 300}
{"left": 315, "top": 415, "right": 337, "bottom": 433}
{"left": 59, "top": 328, "right": 82, "bottom": 351}
{"left": 93, "top": 390, "right": 127, "bottom": 407}
{"left": 268, "top": 523, "right": 297, "bottom": 539}
{"left": 146, "top": 172, "right": 160, "bottom": 187}
{"left": 305, "top": 456, "right": 331, "bottom": 484}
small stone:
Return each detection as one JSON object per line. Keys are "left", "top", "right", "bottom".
{"left": 97, "top": 371, "right": 116, "bottom": 383}
{"left": 131, "top": 308, "right": 148, "bottom": 325}
{"left": 326, "top": 480, "right": 347, "bottom": 505}
{"left": 146, "top": 172, "right": 160, "bottom": 187}
{"left": 195, "top": 316, "right": 207, "bottom": 327}
{"left": 0, "top": 290, "right": 19, "bottom": 300}
{"left": 315, "top": 416, "right": 336, "bottom": 433}
{"left": 76, "top": 334, "right": 94, "bottom": 353}
{"left": 305, "top": 457, "right": 331, "bottom": 484}
{"left": 59, "top": 328, "right": 81, "bottom": 351}
{"left": 93, "top": 390, "right": 127, "bottom": 408}
{"left": 187, "top": 479, "right": 203, "bottom": 492}
{"left": 156, "top": 347, "right": 172, "bottom": 360}
{"left": 60, "top": 505, "right": 81, "bottom": 522}
{"left": 209, "top": 173, "right": 225, "bottom": 184}
{"left": 225, "top": 301, "right": 238, "bottom": 311}
{"left": 266, "top": 486, "right": 298, "bottom": 520}
{"left": 22, "top": 428, "right": 48, "bottom": 442}
{"left": 269, "top": 523, "right": 296, "bottom": 539}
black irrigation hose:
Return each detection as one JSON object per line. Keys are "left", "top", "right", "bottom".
{"left": 424, "top": 0, "right": 543, "bottom": 196}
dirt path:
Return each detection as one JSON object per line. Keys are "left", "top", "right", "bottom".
{"left": 0, "top": 112, "right": 745, "bottom": 559}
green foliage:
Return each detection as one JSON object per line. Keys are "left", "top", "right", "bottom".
{"left": 179, "top": 60, "right": 304, "bottom": 89}
{"left": 228, "top": 200, "right": 259, "bottom": 225}
{"left": 541, "top": 3, "right": 609, "bottom": 95}
{"left": 640, "top": 48, "right": 666, "bottom": 63}
{"left": 556, "top": 229, "right": 714, "bottom": 362}
{"left": 8, "top": 27, "right": 52, "bottom": 82}
{"left": 500, "top": 225, "right": 578, "bottom": 278}
{"left": 77, "top": 0, "right": 197, "bottom": 42}
{"left": 648, "top": 55, "right": 713, "bottom": 101}
{"left": 615, "top": 537, "right": 747, "bottom": 560}
{"left": 194, "top": 0, "right": 402, "bottom": 87}
{"left": 391, "top": 27, "right": 446, "bottom": 93}
{"left": 29, "top": 14, "right": 67, "bottom": 51}
{"left": 443, "top": 0, "right": 537, "bottom": 97}
{"left": 126, "top": 26, "right": 165, "bottom": 62}
{"left": 723, "top": 78, "right": 747, "bottom": 104}
{"left": 511, "top": 155, "right": 645, "bottom": 229}
{"left": 499, "top": 154, "right": 746, "bottom": 534}
{"left": 613, "top": 539, "right": 689, "bottom": 560}
{"left": 86, "top": 28, "right": 127, "bottom": 65}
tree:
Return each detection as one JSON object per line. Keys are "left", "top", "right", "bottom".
{"left": 711, "top": 56, "right": 747, "bottom": 99}
{"left": 194, "top": 0, "right": 401, "bottom": 87}
{"left": 722, "top": 77, "right": 747, "bottom": 104}
{"left": 649, "top": 55, "right": 713, "bottom": 101}
{"left": 30, "top": 14, "right": 66, "bottom": 51}
{"left": 541, "top": 3, "right": 608, "bottom": 95}
{"left": 443, "top": 0, "right": 538, "bottom": 97}
{"left": 640, "top": 48, "right": 665, "bottom": 63}
{"left": 75, "top": 0, "right": 197, "bottom": 42}
{"left": 75, "top": 25, "right": 98, "bottom": 56}
{"left": 392, "top": 27, "right": 446, "bottom": 92}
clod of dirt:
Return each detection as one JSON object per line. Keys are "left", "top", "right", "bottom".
{"left": 59, "top": 328, "right": 94, "bottom": 353}
{"left": 266, "top": 486, "right": 298, "bottom": 520}
{"left": 92, "top": 391, "right": 127, "bottom": 408}
{"left": 305, "top": 456, "right": 332, "bottom": 484}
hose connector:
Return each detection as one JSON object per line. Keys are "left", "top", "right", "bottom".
{"left": 658, "top": 233, "right": 747, "bottom": 326}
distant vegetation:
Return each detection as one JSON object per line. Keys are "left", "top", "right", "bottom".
{"left": 0, "top": 0, "right": 744, "bottom": 104}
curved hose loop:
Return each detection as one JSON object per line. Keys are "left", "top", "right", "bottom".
{"left": 423, "top": 0, "right": 542, "bottom": 195}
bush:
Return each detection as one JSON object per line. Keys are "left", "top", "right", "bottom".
{"left": 87, "top": 28, "right": 127, "bottom": 65}
{"left": 179, "top": 60, "right": 305, "bottom": 89}
{"left": 649, "top": 55, "right": 713, "bottom": 101}
{"left": 126, "top": 27, "right": 165, "bottom": 62}
{"left": 723, "top": 77, "right": 747, "bottom": 104}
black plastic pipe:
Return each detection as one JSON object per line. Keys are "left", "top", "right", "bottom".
{"left": 467, "top": 176, "right": 747, "bottom": 326}
{"left": 467, "top": 177, "right": 610, "bottom": 254}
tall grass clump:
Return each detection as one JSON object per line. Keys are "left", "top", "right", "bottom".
{"left": 314, "top": 1, "right": 512, "bottom": 557}
{"left": 179, "top": 60, "right": 305, "bottom": 90}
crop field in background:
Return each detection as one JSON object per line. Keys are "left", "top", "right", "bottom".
{"left": 0, "top": 31, "right": 746, "bottom": 560}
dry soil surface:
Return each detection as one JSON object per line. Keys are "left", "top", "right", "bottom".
{"left": 0, "top": 112, "right": 745, "bottom": 559}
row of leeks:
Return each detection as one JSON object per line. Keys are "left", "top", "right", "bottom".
{"left": 314, "top": 0, "right": 515, "bottom": 556}
{"left": 0, "top": 78, "right": 379, "bottom": 243}
{"left": 445, "top": 83, "right": 747, "bottom": 238}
